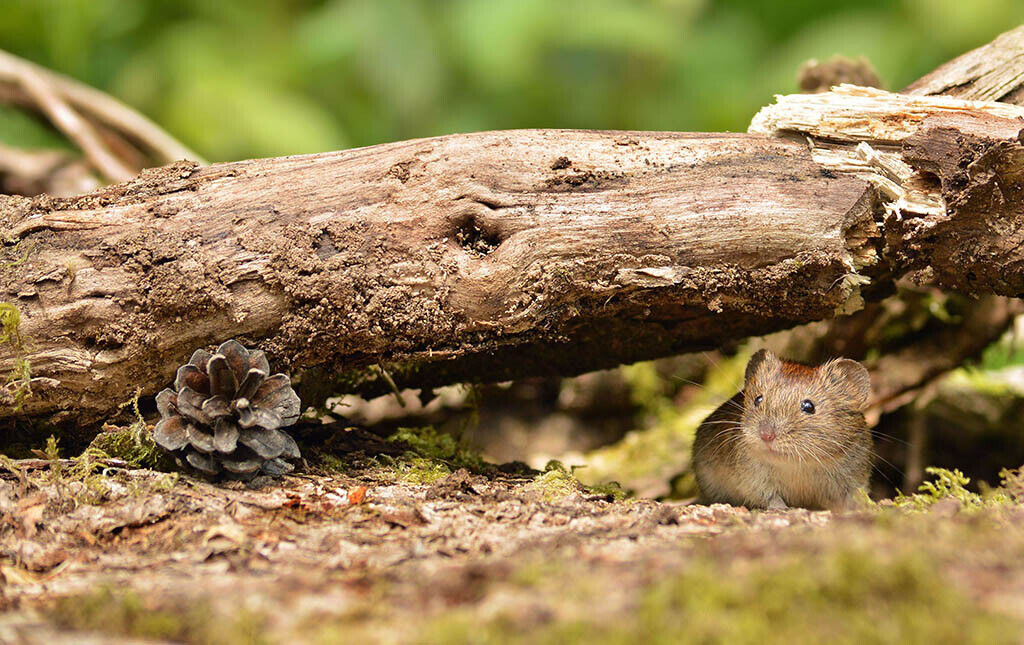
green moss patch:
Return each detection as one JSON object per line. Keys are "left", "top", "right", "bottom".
{"left": 49, "top": 587, "right": 267, "bottom": 645}
{"left": 421, "top": 530, "right": 1018, "bottom": 644}
{"left": 356, "top": 425, "right": 493, "bottom": 484}
{"left": 893, "top": 467, "right": 1016, "bottom": 510}
{"left": 0, "top": 301, "right": 31, "bottom": 411}
{"left": 525, "top": 460, "right": 627, "bottom": 501}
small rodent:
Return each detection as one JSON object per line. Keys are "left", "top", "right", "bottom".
{"left": 691, "top": 349, "right": 872, "bottom": 511}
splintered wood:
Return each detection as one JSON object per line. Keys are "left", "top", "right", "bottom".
{"left": 750, "top": 84, "right": 1024, "bottom": 219}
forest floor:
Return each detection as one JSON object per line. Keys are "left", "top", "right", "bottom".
{"left": 2, "top": 426, "right": 1024, "bottom": 644}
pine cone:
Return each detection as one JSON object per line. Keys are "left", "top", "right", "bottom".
{"left": 152, "top": 340, "right": 302, "bottom": 479}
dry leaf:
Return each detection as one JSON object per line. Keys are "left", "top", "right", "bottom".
{"left": 348, "top": 486, "right": 367, "bottom": 505}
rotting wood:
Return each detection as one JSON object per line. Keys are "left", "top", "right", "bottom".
{"left": 6, "top": 29, "right": 1024, "bottom": 429}
{"left": 751, "top": 85, "right": 1024, "bottom": 296}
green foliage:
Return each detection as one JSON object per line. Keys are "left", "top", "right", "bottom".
{"left": 42, "top": 433, "right": 61, "bottom": 461}
{"left": 30, "top": 433, "right": 176, "bottom": 507}
{"left": 392, "top": 455, "right": 453, "bottom": 485}
{"left": 579, "top": 350, "right": 749, "bottom": 494}
{"left": 0, "top": 302, "right": 22, "bottom": 348}
{"left": 365, "top": 426, "right": 490, "bottom": 484}
{"left": 4, "top": 2, "right": 1023, "bottom": 162}
{"left": 525, "top": 460, "right": 583, "bottom": 501}
{"left": 1, "top": 302, "right": 32, "bottom": 411}
{"left": 996, "top": 466, "right": 1024, "bottom": 503}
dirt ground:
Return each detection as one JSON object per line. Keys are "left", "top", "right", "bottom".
{"left": 2, "top": 428, "right": 1024, "bottom": 644}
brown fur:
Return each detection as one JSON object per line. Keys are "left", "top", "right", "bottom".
{"left": 691, "top": 349, "right": 872, "bottom": 510}
{"left": 779, "top": 361, "right": 816, "bottom": 378}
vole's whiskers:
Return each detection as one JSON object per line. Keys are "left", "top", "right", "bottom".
{"left": 870, "top": 429, "right": 911, "bottom": 447}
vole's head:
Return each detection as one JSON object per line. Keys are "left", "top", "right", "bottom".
{"left": 740, "top": 349, "right": 870, "bottom": 462}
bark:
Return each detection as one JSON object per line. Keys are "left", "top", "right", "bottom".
{"left": 5, "top": 27, "right": 1024, "bottom": 428}
{"left": 903, "top": 25, "right": 1024, "bottom": 103}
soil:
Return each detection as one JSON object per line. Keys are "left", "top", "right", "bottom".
{"left": 2, "top": 431, "right": 1024, "bottom": 644}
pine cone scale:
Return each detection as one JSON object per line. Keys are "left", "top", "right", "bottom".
{"left": 186, "top": 424, "right": 216, "bottom": 453}
{"left": 153, "top": 415, "right": 188, "bottom": 451}
{"left": 188, "top": 349, "right": 212, "bottom": 371}
{"left": 260, "top": 458, "right": 294, "bottom": 476}
{"left": 214, "top": 418, "right": 239, "bottom": 453}
{"left": 174, "top": 364, "right": 209, "bottom": 393}
{"left": 176, "top": 387, "right": 211, "bottom": 426}
{"left": 155, "top": 389, "right": 176, "bottom": 418}
{"left": 223, "top": 457, "right": 261, "bottom": 475}
{"left": 237, "top": 369, "right": 266, "bottom": 401}
{"left": 248, "top": 350, "right": 270, "bottom": 374}
{"left": 202, "top": 396, "right": 232, "bottom": 419}
{"left": 186, "top": 451, "right": 219, "bottom": 475}
{"left": 217, "top": 340, "right": 253, "bottom": 382}
{"left": 207, "top": 355, "right": 238, "bottom": 398}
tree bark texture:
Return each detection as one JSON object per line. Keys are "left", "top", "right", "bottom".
{"left": 4, "top": 28, "right": 1024, "bottom": 427}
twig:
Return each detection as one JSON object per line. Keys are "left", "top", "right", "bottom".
{"left": 0, "top": 48, "right": 205, "bottom": 167}
{"left": 13, "top": 66, "right": 135, "bottom": 182}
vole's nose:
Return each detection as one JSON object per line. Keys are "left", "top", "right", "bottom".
{"left": 759, "top": 423, "right": 777, "bottom": 443}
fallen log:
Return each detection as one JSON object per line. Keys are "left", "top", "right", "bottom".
{"left": 1, "top": 132, "right": 878, "bottom": 425}
{"left": 4, "top": 29, "right": 1024, "bottom": 429}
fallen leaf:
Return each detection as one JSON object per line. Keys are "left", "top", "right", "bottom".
{"left": 348, "top": 486, "right": 368, "bottom": 505}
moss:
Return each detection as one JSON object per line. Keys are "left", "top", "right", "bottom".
{"left": 36, "top": 436, "right": 113, "bottom": 506}
{"left": 90, "top": 390, "right": 175, "bottom": 470}
{"left": 525, "top": 461, "right": 582, "bottom": 501}
{"left": 0, "top": 302, "right": 31, "bottom": 411}
{"left": 394, "top": 456, "right": 451, "bottom": 484}
{"left": 585, "top": 479, "right": 628, "bottom": 502}
{"left": 49, "top": 587, "right": 267, "bottom": 645}
{"left": 27, "top": 433, "right": 176, "bottom": 507}
{"left": 998, "top": 466, "right": 1024, "bottom": 502}
{"left": 893, "top": 467, "right": 1001, "bottom": 510}
{"left": 389, "top": 426, "right": 488, "bottom": 473}
{"left": 326, "top": 425, "right": 494, "bottom": 485}
{"left": 421, "top": 546, "right": 1017, "bottom": 645}
{"left": 317, "top": 452, "right": 350, "bottom": 474}
{"left": 525, "top": 460, "right": 626, "bottom": 502}
{"left": 1, "top": 239, "right": 33, "bottom": 268}
{"left": 0, "top": 302, "right": 23, "bottom": 346}
{"left": 90, "top": 423, "right": 173, "bottom": 470}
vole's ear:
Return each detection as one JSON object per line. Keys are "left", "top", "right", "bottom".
{"left": 825, "top": 358, "right": 871, "bottom": 409}
{"left": 744, "top": 349, "right": 778, "bottom": 384}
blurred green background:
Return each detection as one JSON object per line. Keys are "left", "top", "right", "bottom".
{"left": 2, "top": 0, "right": 1023, "bottom": 162}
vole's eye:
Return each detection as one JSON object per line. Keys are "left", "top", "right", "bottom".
{"left": 801, "top": 399, "right": 815, "bottom": 414}
{"left": 753, "top": 395, "right": 763, "bottom": 407}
